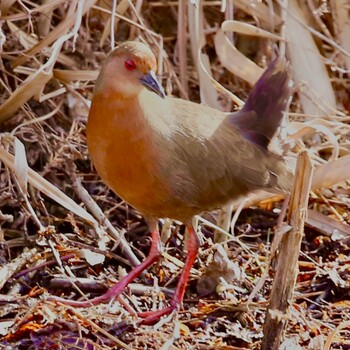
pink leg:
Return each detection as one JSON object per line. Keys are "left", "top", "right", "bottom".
{"left": 49, "top": 229, "right": 162, "bottom": 307}
{"left": 139, "top": 224, "right": 200, "bottom": 324}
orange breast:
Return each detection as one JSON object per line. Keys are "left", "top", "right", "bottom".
{"left": 86, "top": 93, "right": 170, "bottom": 216}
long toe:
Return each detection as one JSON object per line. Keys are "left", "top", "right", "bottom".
{"left": 138, "top": 303, "right": 179, "bottom": 325}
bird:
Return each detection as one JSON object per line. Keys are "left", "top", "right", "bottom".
{"left": 54, "top": 41, "right": 294, "bottom": 324}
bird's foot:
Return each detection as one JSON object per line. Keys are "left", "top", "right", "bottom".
{"left": 48, "top": 235, "right": 162, "bottom": 308}
{"left": 138, "top": 301, "right": 179, "bottom": 325}
{"left": 48, "top": 294, "right": 109, "bottom": 307}
{"left": 47, "top": 271, "right": 139, "bottom": 307}
{"left": 47, "top": 285, "right": 122, "bottom": 307}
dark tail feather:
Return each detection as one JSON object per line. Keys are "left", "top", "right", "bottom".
{"left": 230, "top": 58, "right": 292, "bottom": 149}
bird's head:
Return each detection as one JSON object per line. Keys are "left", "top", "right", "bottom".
{"left": 95, "top": 41, "right": 165, "bottom": 99}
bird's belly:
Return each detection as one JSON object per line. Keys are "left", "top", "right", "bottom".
{"left": 90, "top": 140, "right": 159, "bottom": 209}
{"left": 87, "top": 119, "right": 189, "bottom": 219}
{"left": 91, "top": 157, "right": 198, "bottom": 220}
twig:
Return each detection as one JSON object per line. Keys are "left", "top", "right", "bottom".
{"left": 54, "top": 302, "right": 134, "bottom": 350}
{"left": 0, "top": 248, "right": 37, "bottom": 290}
{"left": 14, "top": 253, "right": 75, "bottom": 278}
{"left": 324, "top": 320, "right": 350, "bottom": 350}
{"left": 72, "top": 176, "right": 141, "bottom": 267}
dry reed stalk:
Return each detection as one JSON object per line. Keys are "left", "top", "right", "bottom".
{"left": 262, "top": 151, "right": 313, "bottom": 349}
{"left": 284, "top": 0, "right": 337, "bottom": 116}
{"left": 188, "top": 0, "right": 220, "bottom": 109}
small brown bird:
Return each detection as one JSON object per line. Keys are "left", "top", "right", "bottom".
{"left": 57, "top": 41, "right": 294, "bottom": 323}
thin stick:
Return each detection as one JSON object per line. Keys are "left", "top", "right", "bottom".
{"left": 56, "top": 302, "right": 133, "bottom": 350}
{"left": 177, "top": 0, "right": 188, "bottom": 98}
{"left": 110, "top": 0, "right": 117, "bottom": 50}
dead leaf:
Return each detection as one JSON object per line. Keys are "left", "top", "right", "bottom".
{"left": 197, "top": 245, "right": 241, "bottom": 295}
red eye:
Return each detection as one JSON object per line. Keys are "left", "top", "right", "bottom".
{"left": 124, "top": 59, "right": 136, "bottom": 71}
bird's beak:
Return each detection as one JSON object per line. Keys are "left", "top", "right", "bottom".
{"left": 139, "top": 71, "right": 165, "bottom": 98}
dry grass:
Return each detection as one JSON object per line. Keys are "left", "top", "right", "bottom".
{"left": 0, "top": 1, "right": 350, "bottom": 349}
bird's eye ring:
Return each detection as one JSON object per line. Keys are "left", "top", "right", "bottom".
{"left": 125, "top": 59, "right": 136, "bottom": 71}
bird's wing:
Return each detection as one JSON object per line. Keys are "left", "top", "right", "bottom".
{"left": 155, "top": 98, "right": 290, "bottom": 211}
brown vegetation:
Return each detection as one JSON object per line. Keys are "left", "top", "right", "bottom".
{"left": 0, "top": 1, "right": 349, "bottom": 349}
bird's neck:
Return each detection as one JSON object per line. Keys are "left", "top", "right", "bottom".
{"left": 93, "top": 91, "right": 143, "bottom": 126}
{"left": 94, "top": 89, "right": 137, "bottom": 106}
{"left": 89, "top": 88, "right": 170, "bottom": 136}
